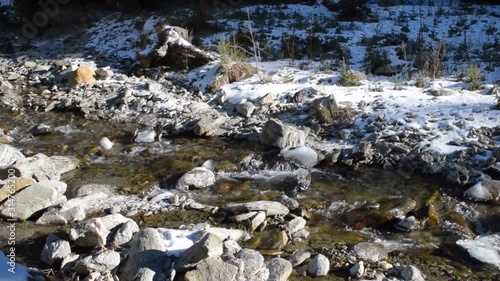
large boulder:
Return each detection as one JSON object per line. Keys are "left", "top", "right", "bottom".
{"left": 122, "top": 228, "right": 167, "bottom": 281}
{"left": 312, "top": 94, "right": 339, "bottom": 124}
{"left": 36, "top": 191, "right": 109, "bottom": 225}
{"left": 2, "top": 154, "right": 80, "bottom": 181}
{"left": 259, "top": 119, "right": 308, "bottom": 149}
{"left": 266, "top": 258, "right": 292, "bottom": 281}
{"left": 0, "top": 180, "right": 67, "bottom": 220}
{"left": 352, "top": 242, "right": 388, "bottom": 263}
{"left": 176, "top": 166, "right": 216, "bottom": 191}
{"left": 40, "top": 234, "right": 71, "bottom": 267}
{"left": 0, "top": 144, "right": 25, "bottom": 168}
{"left": 68, "top": 214, "right": 136, "bottom": 247}
{"left": 456, "top": 234, "right": 500, "bottom": 270}
{"left": 184, "top": 257, "right": 238, "bottom": 281}
{"left": 0, "top": 177, "right": 36, "bottom": 202}
{"left": 193, "top": 114, "right": 229, "bottom": 137}
{"left": 175, "top": 233, "right": 223, "bottom": 272}
{"left": 74, "top": 250, "right": 121, "bottom": 275}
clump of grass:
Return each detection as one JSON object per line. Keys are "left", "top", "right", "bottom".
{"left": 468, "top": 64, "right": 484, "bottom": 91}
{"left": 338, "top": 59, "right": 361, "bottom": 87}
{"left": 217, "top": 36, "right": 247, "bottom": 67}
{"left": 416, "top": 76, "right": 426, "bottom": 88}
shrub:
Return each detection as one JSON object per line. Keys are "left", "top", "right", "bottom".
{"left": 468, "top": 64, "right": 484, "bottom": 91}
{"left": 338, "top": 59, "right": 362, "bottom": 87}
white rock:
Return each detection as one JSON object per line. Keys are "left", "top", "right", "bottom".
{"left": 0, "top": 144, "right": 25, "bottom": 168}
{"left": 307, "top": 254, "right": 330, "bottom": 276}
{"left": 40, "top": 234, "right": 71, "bottom": 267}
{"left": 135, "top": 130, "right": 156, "bottom": 143}
{"left": 99, "top": 137, "right": 114, "bottom": 150}
{"left": 280, "top": 146, "right": 318, "bottom": 168}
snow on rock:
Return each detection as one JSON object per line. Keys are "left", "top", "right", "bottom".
{"left": 280, "top": 146, "right": 318, "bottom": 168}
{"left": 464, "top": 180, "right": 500, "bottom": 204}
{"left": 456, "top": 234, "right": 500, "bottom": 270}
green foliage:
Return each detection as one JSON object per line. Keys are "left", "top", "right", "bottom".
{"left": 468, "top": 64, "right": 484, "bottom": 91}
{"left": 338, "top": 59, "right": 361, "bottom": 87}
{"left": 217, "top": 36, "right": 246, "bottom": 67}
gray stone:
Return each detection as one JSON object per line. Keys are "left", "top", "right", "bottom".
{"left": 24, "top": 61, "right": 37, "bottom": 68}
{"left": 312, "top": 94, "right": 338, "bottom": 124}
{"left": 288, "top": 250, "right": 311, "bottom": 267}
{"left": 184, "top": 257, "right": 238, "bottom": 281}
{"left": 7, "top": 72, "right": 20, "bottom": 81}
{"left": 266, "top": 258, "right": 292, "bottom": 281}
{"left": 493, "top": 147, "right": 500, "bottom": 159}
{"left": 249, "top": 211, "right": 266, "bottom": 232}
{"left": 31, "top": 123, "right": 53, "bottom": 136}
{"left": 74, "top": 250, "right": 121, "bottom": 275}
{"left": 36, "top": 191, "right": 109, "bottom": 225}
{"left": 122, "top": 228, "right": 167, "bottom": 281}
{"left": 388, "top": 265, "right": 425, "bottom": 281}
{"left": 429, "top": 88, "right": 454, "bottom": 96}
{"left": 353, "top": 242, "right": 388, "bottom": 263}
{"left": 0, "top": 180, "right": 67, "bottom": 220}
{"left": 236, "top": 249, "right": 264, "bottom": 279}
{"left": 0, "top": 144, "right": 25, "bottom": 168}
{"left": 113, "top": 220, "right": 140, "bottom": 246}
{"left": 194, "top": 115, "right": 228, "bottom": 137}
{"left": 75, "top": 184, "right": 116, "bottom": 197}
{"left": 275, "top": 194, "right": 299, "bottom": 210}
{"left": 280, "top": 146, "right": 318, "bottom": 168}
{"left": 176, "top": 167, "right": 215, "bottom": 190}
{"left": 223, "top": 240, "right": 242, "bottom": 256}
{"left": 34, "top": 65, "right": 51, "bottom": 72}
{"left": 224, "top": 201, "right": 289, "bottom": 216}
{"left": 286, "top": 217, "right": 307, "bottom": 235}
{"left": 7, "top": 153, "right": 80, "bottom": 181}
{"left": 40, "top": 234, "right": 71, "bottom": 267}
{"left": 95, "top": 68, "right": 114, "bottom": 79}
{"left": 307, "top": 254, "right": 329, "bottom": 277}
{"left": 236, "top": 102, "right": 256, "bottom": 118}
{"left": 259, "top": 118, "right": 307, "bottom": 148}
{"left": 68, "top": 214, "right": 133, "bottom": 247}
{"left": 175, "top": 233, "right": 223, "bottom": 271}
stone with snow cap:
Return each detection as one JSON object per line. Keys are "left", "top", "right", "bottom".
{"left": 456, "top": 233, "right": 500, "bottom": 270}
{"left": 464, "top": 180, "right": 500, "bottom": 204}
{"left": 280, "top": 146, "right": 318, "bottom": 168}
{"left": 176, "top": 161, "right": 216, "bottom": 190}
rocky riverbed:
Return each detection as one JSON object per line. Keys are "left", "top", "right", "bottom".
{"left": 1, "top": 3, "right": 500, "bottom": 281}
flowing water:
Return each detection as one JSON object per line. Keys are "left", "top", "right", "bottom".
{"left": 0, "top": 110, "right": 499, "bottom": 280}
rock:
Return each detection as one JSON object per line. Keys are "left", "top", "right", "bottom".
{"left": 286, "top": 217, "right": 307, "bottom": 235}
{"left": 395, "top": 216, "right": 420, "bottom": 231}
{"left": 429, "top": 88, "right": 454, "bottom": 96}
{"left": 7, "top": 72, "right": 20, "bottom": 81}
{"left": 236, "top": 102, "right": 256, "bottom": 118}
{"left": 5, "top": 153, "right": 80, "bottom": 181}
{"left": 259, "top": 118, "right": 307, "bottom": 149}
{"left": 388, "top": 265, "right": 425, "bottom": 281}
{"left": 223, "top": 239, "right": 242, "bottom": 256}
{"left": 270, "top": 169, "right": 311, "bottom": 196}
{"left": 24, "top": 61, "right": 37, "bottom": 68}
{"left": 99, "top": 137, "right": 114, "bottom": 150}
{"left": 0, "top": 177, "right": 36, "bottom": 202}
{"left": 493, "top": 147, "right": 500, "bottom": 159}
{"left": 0, "top": 144, "right": 25, "bottom": 168}
{"left": 280, "top": 146, "right": 318, "bottom": 168}
{"left": 75, "top": 184, "right": 116, "bottom": 197}
{"left": 266, "top": 258, "right": 292, "bottom": 281}
{"left": 139, "top": 25, "right": 215, "bottom": 69}
{"left": 312, "top": 94, "right": 339, "bottom": 124}
{"left": 31, "top": 123, "right": 53, "bottom": 136}
{"left": 95, "top": 68, "right": 114, "bottom": 80}
{"left": 74, "top": 250, "right": 121, "bottom": 274}
{"left": 68, "top": 214, "right": 134, "bottom": 247}
{"left": 350, "top": 261, "right": 365, "bottom": 278}
{"left": 249, "top": 211, "right": 266, "bottom": 232}
{"left": 235, "top": 249, "right": 265, "bottom": 279}
{"left": 464, "top": 180, "right": 500, "bottom": 204}
{"left": 67, "top": 66, "right": 96, "bottom": 86}
{"left": 176, "top": 167, "right": 215, "bottom": 190}
{"left": 346, "top": 198, "right": 417, "bottom": 230}
{"left": 353, "top": 242, "right": 388, "bottom": 263}
{"left": 0, "top": 180, "right": 67, "bottom": 220}
{"left": 134, "top": 130, "right": 156, "bottom": 143}
{"left": 307, "top": 254, "right": 329, "bottom": 277}
{"left": 224, "top": 201, "right": 289, "bottom": 216}
{"left": 289, "top": 250, "right": 311, "bottom": 267}
{"left": 113, "top": 220, "right": 140, "bottom": 246}
{"left": 175, "top": 232, "right": 223, "bottom": 271}
{"left": 373, "top": 64, "right": 400, "bottom": 76}
{"left": 40, "top": 234, "right": 71, "bottom": 267}
{"left": 36, "top": 191, "right": 109, "bottom": 225}
{"left": 194, "top": 115, "right": 228, "bottom": 137}
{"left": 274, "top": 194, "right": 299, "bottom": 210}
{"left": 456, "top": 234, "right": 500, "bottom": 270}
{"left": 205, "top": 227, "right": 245, "bottom": 242}
{"left": 122, "top": 228, "right": 167, "bottom": 281}
{"left": 185, "top": 257, "right": 238, "bottom": 281}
